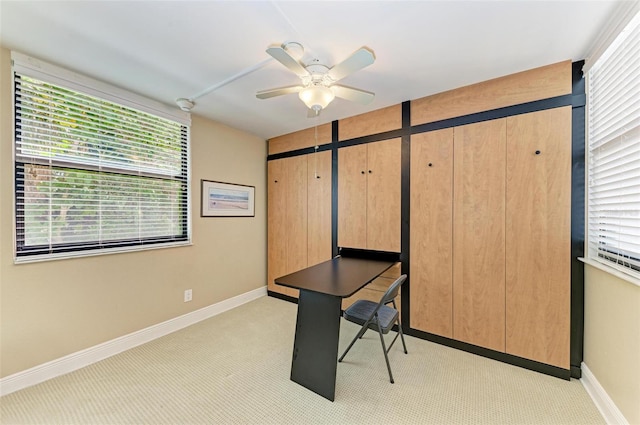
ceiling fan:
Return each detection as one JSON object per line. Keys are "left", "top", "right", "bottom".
{"left": 256, "top": 42, "right": 376, "bottom": 116}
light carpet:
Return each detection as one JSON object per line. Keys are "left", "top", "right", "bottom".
{"left": 0, "top": 296, "right": 604, "bottom": 424}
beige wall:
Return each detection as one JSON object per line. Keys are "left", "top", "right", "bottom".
{"left": 583, "top": 264, "right": 640, "bottom": 424}
{"left": 0, "top": 47, "right": 267, "bottom": 378}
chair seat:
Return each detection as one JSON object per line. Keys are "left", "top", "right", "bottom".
{"left": 343, "top": 300, "right": 398, "bottom": 334}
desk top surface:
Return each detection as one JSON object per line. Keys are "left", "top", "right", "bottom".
{"left": 274, "top": 257, "right": 395, "bottom": 298}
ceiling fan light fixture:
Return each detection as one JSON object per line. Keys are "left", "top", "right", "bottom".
{"left": 298, "top": 85, "right": 335, "bottom": 110}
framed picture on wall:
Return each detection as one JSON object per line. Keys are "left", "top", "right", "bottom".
{"left": 201, "top": 180, "right": 255, "bottom": 217}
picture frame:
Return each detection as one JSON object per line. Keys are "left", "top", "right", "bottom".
{"left": 200, "top": 180, "right": 255, "bottom": 217}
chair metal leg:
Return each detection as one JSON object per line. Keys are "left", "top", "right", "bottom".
{"left": 377, "top": 325, "right": 394, "bottom": 384}
{"left": 397, "top": 318, "right": 408, "bottom": 354}
{"left": 339, "top": 320, "right": 371, "bottom": 362}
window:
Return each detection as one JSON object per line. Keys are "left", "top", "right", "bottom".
{"left": 586, "top": 10, "right": 640, "bottom": 279}
{"left": 13, "top": 54, "right": 190, "bottom": 261}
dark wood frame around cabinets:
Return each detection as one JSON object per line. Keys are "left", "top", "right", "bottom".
{"left": 266, "top": 60, "right": 586, "bottom": 380}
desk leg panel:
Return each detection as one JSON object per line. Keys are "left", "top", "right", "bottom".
{"left": 290, "top": 290, "right": 342, "bottom": 401}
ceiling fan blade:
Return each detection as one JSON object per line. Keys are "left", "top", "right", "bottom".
{"left": 327, "top": 47, "right": 375, "bottom": 81}
{"left": 256, "top": 85, "right": 303, "bottom": 99}
{"left": 331, "top": 85, "right": 375, "bottom": 104}
{"left": 266, "top": 45, "right": 309, "bottom": 77}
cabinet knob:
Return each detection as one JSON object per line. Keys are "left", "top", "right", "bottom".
{"left": 428, "top": 163, "right": 433, "bottom": 167}
{"left": 316, "top": 175, "right": 320, "bottom": 179}
{"left": 368, "top": 170, "right": 372, "bottom": 174}
{"left": 361, "top": 171, "right": 365, "bottom": 174}
{"left": 535, "top": 150, "right": 541, "bottom": 155}
{"left": 274, "top": 180, "right": 278, "bottom": 183}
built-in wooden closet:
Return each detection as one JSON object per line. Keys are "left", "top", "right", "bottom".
{"left": 409, "top": 107, "right": 572, "bottom": 369}
{"left": 267, "top": 59, "right": 579, "bottom": 377}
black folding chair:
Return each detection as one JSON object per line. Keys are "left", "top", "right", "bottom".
{"left": 338, "top": 274, "right": 408, "bottom": 383}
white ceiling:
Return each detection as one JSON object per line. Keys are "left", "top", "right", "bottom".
{"left": 0, "top": 1, "right": 626, "bottom": 140}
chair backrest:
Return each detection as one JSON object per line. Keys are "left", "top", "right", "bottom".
{"left": 380, "top": 274, "right": 407, "bottom": 307}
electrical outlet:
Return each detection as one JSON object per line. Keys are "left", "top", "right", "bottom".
{"left": 184, "top": 289, "right": 192, "bottom": 302}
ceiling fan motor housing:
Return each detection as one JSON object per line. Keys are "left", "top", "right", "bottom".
{"left": 302, "top": 63, "right": 332, "bottom": 87}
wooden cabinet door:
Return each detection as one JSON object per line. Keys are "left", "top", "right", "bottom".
{"left": 453, "top": 119, "right": 506, "bottom": 352}
{"left": 505, "top": 107, "right": 571, "bottom": 368}
{"left": 267, "top": 159, "right": 287, "bottom": 293}
{"left": 307, "top": 150, "right": 333, "bottom": 266}
{"left": 410, "top": 130, "right": 453, "bottom": 337}
{"left": 338, "top": 144, "right": 368, "bottom": 249}
{"left": 284, "top": 155, "right": 307, "bottom": 297}
{"left": 367, "top": 138, "right": 402, "bottom": 252}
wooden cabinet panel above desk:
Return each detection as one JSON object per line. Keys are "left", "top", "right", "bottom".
{"left": 338, "top": 144, "right": 368, "bottom": 250}
{"left": 338, "top": 138, "right": 401, "bottom": 252}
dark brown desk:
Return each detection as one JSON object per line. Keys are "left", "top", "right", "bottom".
{"left": 275, "top": 253, "right": 397, "bottom": 401}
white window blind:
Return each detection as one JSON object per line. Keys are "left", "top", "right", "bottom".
{"left": 14, "top": 70, "right": 190, "bottom": 260}
{"left": 587, "top": 11, "right": 640, "bottom": 277}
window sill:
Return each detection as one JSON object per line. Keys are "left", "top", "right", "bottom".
{"left": 14, "top": 241, "right": 193, "bottom": 264}
{"left": 579, "top": 257, "right": 640, "bottom": 288}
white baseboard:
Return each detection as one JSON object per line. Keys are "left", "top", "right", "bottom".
{"left": 0, "top": 286, "right": 267, "bottom": 397}
{"left": 580, "top": 362, "right": 629, "bottom": 425}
